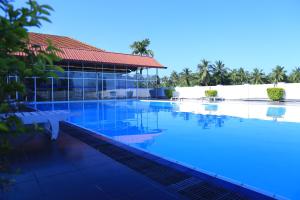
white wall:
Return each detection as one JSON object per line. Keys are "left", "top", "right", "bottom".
{"left": 175, "top": 83, "right": 300, "bottom": 100}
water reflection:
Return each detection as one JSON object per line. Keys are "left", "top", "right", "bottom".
{"left": 29, "top": 100, "right": 300, "bottom": 148}
{"left": 266, "top": 107, "right": 286, "bottom": 121}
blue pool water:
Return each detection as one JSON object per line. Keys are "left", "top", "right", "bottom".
{"left": 30, "top": 100, "right": 300, "bottom": 199}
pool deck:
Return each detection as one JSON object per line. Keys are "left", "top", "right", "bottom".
{"left": 1, "top": 122, "right": 279, "bottom": 200}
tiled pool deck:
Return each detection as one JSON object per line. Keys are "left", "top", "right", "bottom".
{"left": 0, "top": 122, "right": 278, "bottom": 200}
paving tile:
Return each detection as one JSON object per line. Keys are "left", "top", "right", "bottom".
{"left": 38, "top": 171, "right": 113, "bottom": 200}
{"left": 79, "top": 164, "right": 160, "bottom": 199}
{"left": 32, "top": 159, "right": 78, "bottom": 178}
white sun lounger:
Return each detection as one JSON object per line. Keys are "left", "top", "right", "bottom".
{"left": 14, "top": 110, "right": 69, "bottom": 140}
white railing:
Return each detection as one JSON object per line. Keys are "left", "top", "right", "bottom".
{"left": 174, "top": 83, "right": 300, "bottom": 100}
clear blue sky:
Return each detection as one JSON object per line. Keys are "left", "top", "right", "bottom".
{"left": 16, "top": 0, "right": 300, "bottom": 76}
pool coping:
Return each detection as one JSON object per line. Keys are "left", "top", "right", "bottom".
{"left": 60, "top": 121, "right": 287, "bottom": 200}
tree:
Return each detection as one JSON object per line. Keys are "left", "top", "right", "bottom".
{"left": 161, "top": 76, "right": 172, "bottom": 87}
{"left": 197, "top": 59, "right": 211, "bottom": 86}
{"left": 237, "top": 67, "right": 249, "bottom": 84}
{"left": 229, "top": 69, "right": 239, "bottom": 85}
{"left": 170, "top": 71, "right": 180, "bottom": 86}
{"left": 130, "top": 38, "right": 154, "bottom": 57}
{"left": 0, "top": 0, "right": 61, "bottom": 154}
{"left": 270, "top": 65, "right": 286, "bottom": 86}
{"left": 251, "top": 68, "right": 265, "bottom": 84}
{"left": 180, "top": 68, "right": 192, "bottom": 86}
{"left": 289, "top": 67, "right": 300, "bottom": 83}
{"left": 211, "top": 60, "right": 228, "bottom": 85}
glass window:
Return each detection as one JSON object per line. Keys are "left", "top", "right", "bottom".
{"left": 69, "top": 71, "right": 83, "bottom": 78}
{"left": 84, "top": 79, "right": 97, "bottom": 100}
{"left": 84, "top": 72, "right": 97, "bottom": 78}
{"left": 115, "top": 67, "right": 127, "bottom": 79}
{"left": 148, "top": 68, "right": 157, "bottom": 80}
{"left": 137, "top": 80, "right": 149, "bottom": 99}
{"left": 137, "top": 68, "right": 147, "bottom": 80}
{"left": 36, "top": 78, "right": 52, "bottom": 101}
{"left": 102, "top": 79, "right": 116, "bottom": 99}
{"left": 127, "top": 80, "right": 137, "bottom": 99}
{"left": 53, "top": 78, "right": 68, "bottom": 101}
{"left": 69, "top": 78, "right": 83, "bottom": 100}
{"left": 116, "top": 79, "right": 126, "bottom": 99}
{"left": 127, "top": 68, "right": 137, "bottom": 80}
{"left": 54, "top": 70, "right": 68, "bottom": 78}
{"left": 24, "top": 78, "right": 35, "bottom": 101}
{"left": 103, "top": 72, "right": 115, "bottom": 79}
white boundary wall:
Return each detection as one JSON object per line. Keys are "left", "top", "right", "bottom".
{"left": 175, "top": 83, "right": 300, "bottom": 100}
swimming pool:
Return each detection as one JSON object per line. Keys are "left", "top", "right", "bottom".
{"left": 29, "top": 100, "right": 300, "bottom": 199}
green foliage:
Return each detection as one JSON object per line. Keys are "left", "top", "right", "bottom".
{"left": 205, "top": 90, "right": 218, "bottom": 97}
{"left": 251, "top": 68, "right": 265, "bottom": 84}
{"left": 179, "top": 68, "right": 192, "bottom": 86}
{"left": 130, "top": 39, "right": 154, "bottom": 57}
{"left": 211, "top": 60, "right": 228, "bottom": 85}
{"left": 197, "top": 59, "right": 211, "bottom": 86}
{"left": 164, "top": 89, "right": 174, "bottom": 99}
{"left": 267, "top": 88, "right": 285, "bottom": 101}
{"left": 270, "top": 65, "right": 286, "bottom": 85}
{"left": 0, "top": 0, "right": 61, "bottom": 153}
{"left": 289, "top": 67, "right": 300, "bottom": 83}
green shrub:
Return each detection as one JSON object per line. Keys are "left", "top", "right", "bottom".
{"left": 164, "top": 89, "right": 174, "bottom": 99}
{"left": 205, "top": 90, "right": 218, "bottom": 97}
{"left": 267, "top": 88, "right": 285, "bottom": 101}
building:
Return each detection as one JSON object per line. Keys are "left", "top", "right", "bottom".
{"left": 20, "top": 33, "right": 165, "bottom": 102}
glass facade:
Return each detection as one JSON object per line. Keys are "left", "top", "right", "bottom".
{"left": 22, "top": 64, "right": 159, "bottom": 102}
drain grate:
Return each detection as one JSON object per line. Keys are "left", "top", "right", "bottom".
{"left": 140, "top": 165, "right": 191, "bottom": 186}
{"left": 169, "top": 177, "right": 204, "bottom": 192}
{"left": 178, "top": 182, "right": 230, "bottom": 200}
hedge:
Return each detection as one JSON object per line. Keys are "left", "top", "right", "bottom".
{"left": 164, "top": 89, "right": 174, "bottom": 99}
{"left": 205, "top": 90, "right": 218, "bottom": 97}
{"left": 267, "top": 88, "right": 285, "bottom": 101}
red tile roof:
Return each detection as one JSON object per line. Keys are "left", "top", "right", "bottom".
{"left": 27, "top": 33, "right": 164, "bottom": 68}
{"left": 29, "top": 32, "right": 105, "bottom": 51}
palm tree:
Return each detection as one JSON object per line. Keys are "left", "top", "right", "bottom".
{"left": 180, "top": 68, "right": 192, "bottom": 86}
{"left": 130, "top": 38, "right": 154, "bottom": 57}
{"left": 271, "top": 65, "right": 286, "bottom": 86}
{"left": 289, "top": 67, "right": 300, "bottom": 83}
{"left": 251, "top": 68, "right": 265, "bottom": 84}
{"left": 229, "top": 69, "right": 239, "bottom": 85}
{"left": 170, "top": 71, "right": 180, "bottom": 86}
{"left": 197, "top": 59, "right": 211, "bottom": 86}
{"left": 237, "top": 67, "right": 249, "bottom": 84}
{"left": 211, "top": 60, "right": 227, "bottom": 85}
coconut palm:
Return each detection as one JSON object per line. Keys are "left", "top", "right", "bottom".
{"left": 130, "top": 38, "right": 154, "bottom": 57}
{"left": 229, "top": 69, "right": 239, "bottom": 85}
{"left": 251, "top": 68, "right": 265, "bottom": 84}
{"left": 237, "top": 67, "right": 249, "bottom": 84}
{"left": 180, "top": 68, "right": 192, "bottom": 86}
{"left": 211, "top": 60, "right": 227, "bottom": 85}
{"left": 271, "top": 65, "right": 286, "bottom": 86}
{"left": 289, "top": 67, "right": 300, "bottom": 83}
{"left": 197, "top": 59, "right": 211, "bottom": 86}
{"left": 170, "top": 71, "right": 180, "bottom": 86}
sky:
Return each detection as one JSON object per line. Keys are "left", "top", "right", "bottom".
{"left": 14, "top": 0, "right": 300, "bottom": 76}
